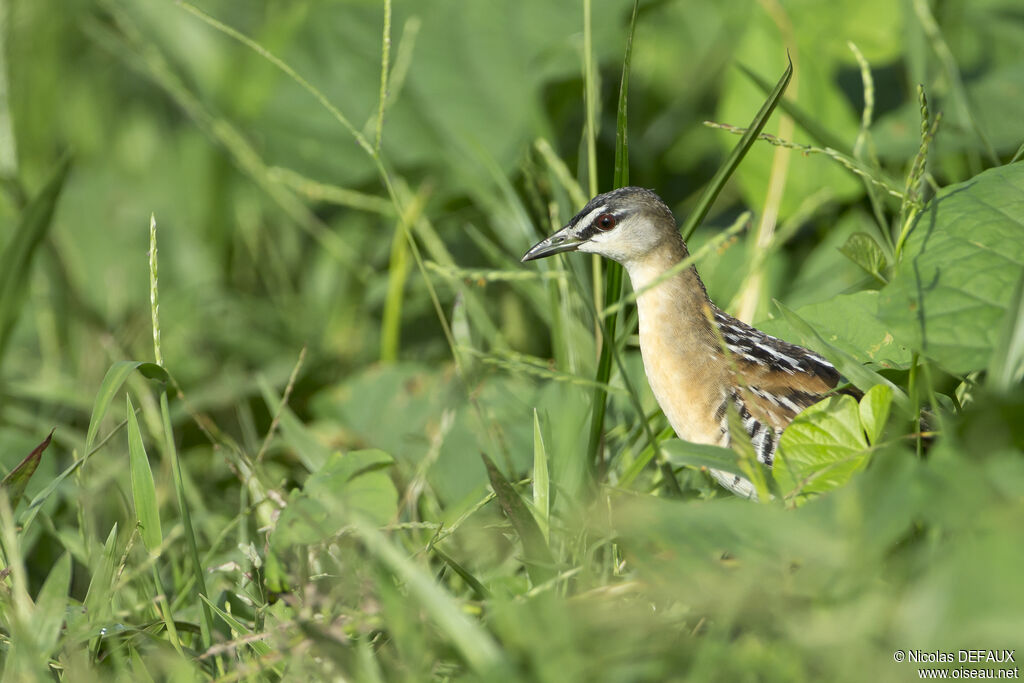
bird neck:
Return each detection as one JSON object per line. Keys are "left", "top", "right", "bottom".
{"left": 623, "top": 235, "right": 712, "bottom": 332}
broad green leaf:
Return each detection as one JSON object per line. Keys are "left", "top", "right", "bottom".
{"left": 0, "top": 430, "right": 53, "bottom": 509}
{"left": 759, "top": 291, "right": 912, "bottom": 368}
{"left": 126, "top": 396, "right": 163, "bottom": 555}
{"left": 772, "top": 299, "right": 910, "bottom": 413}
{"left": 859, "top": 384, "right": 894, "bottom": 445}
{"left": 481, "top": 453, "right": 555, "bottom": 586}
{"left": 660, "top": 439, "right": 745, "bottom": 480}
{"left": 839, "top": 232, "right": 888, "bottom": 281}
{"left": 878, "top": 163, "right": 1024, "bottom": 374}
{"left": 85, "top": 361, "right": 170, "bottom": 454}
{"left": 775, "top": 395, "right": 870, "bottom": 498}
{"left": 0, "top": 156, "right": 71, "bottom": 364}
{"left": 274, "top": 449, "right": 397, "bottom": 546}
{"left": 34, "top": 552, "right": 71, "bottom": 657}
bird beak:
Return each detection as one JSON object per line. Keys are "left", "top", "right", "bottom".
{"left": 521, "top": 225, "right": 585, "bottom": 262}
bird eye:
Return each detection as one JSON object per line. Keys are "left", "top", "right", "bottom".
{"left": 594, "top": 213, "right": 616, "bottom": 231}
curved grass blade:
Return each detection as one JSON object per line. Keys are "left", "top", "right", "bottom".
{"left": 586, "top": 0, "right": 640, "bottom": 478}
{"left": 19, "top": 360, "right": 165, "bottom": 531}
{"left": 736, "top": 62, "right": 848, "bottom": 154}
{"left": 83, "top": 523, "right": 119, "bottom": 624}
{"left": 126, "top": 395, "right": 163, "bottom": 556}
{"left": 660, "top": 439, "right": 745, "bottom": 480}
{"left": 431, "top": 545, "right": 490, "bottom": 600}
{"left": 34, "top": 552, "right": 71, "bottom": 658}
{"left": 198, "top": 594, "right": 274, "bottom": 659}
{"left": 481, "top": 453, "right": 555, "bottom": 586}
{"left": 85, "top": 360, "right": 169, "bottom": 454}
{"left": 680, "top": 56, "right": 792, "bottom": 242}
{"left": 987, "top": 269, "right": 1024, "bottom": 391}
{"left": 532, "top": 409, "right": 550, "bottom": 543}
{"left": 0, "top": 155, "right": 71, "bottom": 365}
{"left": 354, "top": 519, "right": 506, "bottom": 676}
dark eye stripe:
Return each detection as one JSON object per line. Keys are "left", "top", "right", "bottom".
{"left": 576, "top": 211, "right": 621, "bottom": 241}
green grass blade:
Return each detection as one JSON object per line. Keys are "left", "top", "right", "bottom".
{"left": 161, "top": 388, "right": 214, "bottom": 650}
{"left": 21, "top": 361, "right": 167, "bottom": 532}
{"left": 34, "top": 552, "right": 71, "bottom": 658}
{"left": 0, "top": 429, "right": 53, "bottom": 509}
{"left": 736, "top": 62, "right": 849, "bottom": 154}
{"left": 660, "top": 439, "right": 745, "bottom": 480}
{"left": 354, "top": 520, "right": 505, "bottom": 676}
{"left": 727, "top": 403, "right": 772, "bottom": 501}
{"left": 430, "top": 546, "right": 490, "bottom": 600}
{"left": 680, "top": 56, "right": 792, "bottom": 242}
{"left": 532, "top": 409, "right": 550, "bottom": 543}
{"left": 83, "top": 523, "right": 119, "bottom": 623}
{"left": 986, "top": 268, "right": 1024, "bottom": 391}
{"left": 126, "top": 395, "right": 163, "bottom": 556}
{"left": 619, "top": 425, "right": 673, "bottom": 488}
{"left": 85, "top": 361, "right": 169, "bottom": 454}
{"left": 148, "top": 218, "right": 215, "bottom": 651}
{"left": 0, "top": 155, "right": 71, "bottom": 365}
{"left": 585, "top": 0, "right": 640, "bottom": 479}
{"left": 374, "top": 0, "right": 391, "bottom": 153}
{"left": 380, "top": 185, "right": 427, "bottom": 362}
{"left": 481, "top": 453, "right": 555, "bottom": 586}
{"left": 198, "top": 594, "right": 274, "bottom": 658}
{"left": 613, "top": 0, "right": 638, "bottom": 188}
{"left": 582, "top": 0, "right": 598, "bottom": 196}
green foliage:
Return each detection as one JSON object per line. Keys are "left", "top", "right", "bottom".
{"left": 878, "top": 163, "right": 1024, "bottom": 373}
{"left": 273, "top": 449, "right": 398, "bottom": 547}
{"left": 774, "top": 387, "right": 891, "bottom": 500}
{"left": 2, "top": 0, "right": 1023, "bottom": 680}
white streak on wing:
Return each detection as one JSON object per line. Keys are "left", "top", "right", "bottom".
{"left": 777, "top": 395, "right": 801, "bottom": 412}
{"left": 753, "top": 341, "right": 800, "bottom": 367}
{"left": 727, "top": 343, "right": 766, "bottom": 365}
{"left": 749, "top": 387, "right": 777, "bottom": 406}
{"left": 750, "top": 424, "right": 769, "bottom": 461}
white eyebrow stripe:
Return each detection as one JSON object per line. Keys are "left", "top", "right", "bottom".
{"left": 577, "top": 206, "right": 607, "bottom": 228}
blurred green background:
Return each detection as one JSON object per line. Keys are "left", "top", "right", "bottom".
{"left": 1, "top": 0, "right": 1023, "bottom": 680}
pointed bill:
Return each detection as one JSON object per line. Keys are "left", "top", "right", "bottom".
{"left": 521, "top": 225, "right": 585, "bottom": 262}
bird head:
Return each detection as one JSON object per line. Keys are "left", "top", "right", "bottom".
{"left": 521, "top": 187, "right": 678, "bottom": 267}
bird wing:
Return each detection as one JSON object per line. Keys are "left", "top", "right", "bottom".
{"left": 710, "top": 308, "right": 847, "bottom": 466}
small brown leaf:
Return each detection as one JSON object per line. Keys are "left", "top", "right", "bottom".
{"left": 2, "top": 429, "right": 54, "bottom": 509}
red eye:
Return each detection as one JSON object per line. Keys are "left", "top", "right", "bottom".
{"left": 595, "top": 213, "right": 616, "bottom": 231}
